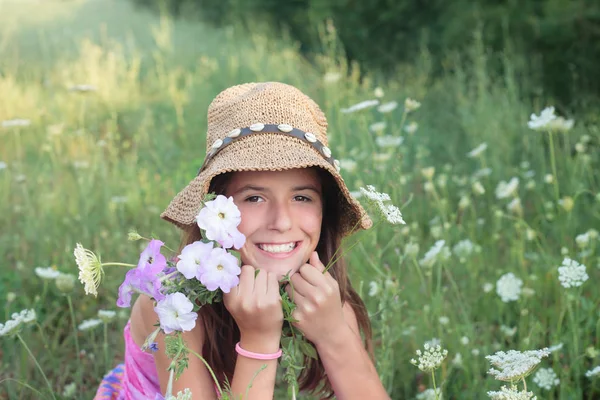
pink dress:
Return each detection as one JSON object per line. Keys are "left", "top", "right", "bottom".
{"left": 94, "top": 320, "right": 161, "bottom": 399}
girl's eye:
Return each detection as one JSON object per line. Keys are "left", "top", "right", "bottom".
{"left": 245, "top": 195, "right": 263, "bottom": 203}
{"left": 294, "top": 195, "right": 311, "bottom": 202}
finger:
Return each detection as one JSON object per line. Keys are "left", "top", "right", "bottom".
{"left": 290, "top": 272, "right": 318, "bottom": 297}
{"left": 285, "top": 282, "right": 307, "bottom": 304}
{"left": 266, "top": 272, "right": 279, "bottom": 296}
{"left": 297, "top": 263, "right": 327, "bottom": 287}
{"left": 310, "top": 251, "right": 326, "bottom": 273}
{"left": 253, "top": 268, "right": 268, "bottom": 295}
{"left": 238, "top": 265, "right": 256, "bottom": 298}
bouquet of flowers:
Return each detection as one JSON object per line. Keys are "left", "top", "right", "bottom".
{"left": 74, "top": 187, "right": 405, "bottom": 399}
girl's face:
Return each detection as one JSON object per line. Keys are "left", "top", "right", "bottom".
{"left": 227, "top": 168, "right": 323, "bottom": 279}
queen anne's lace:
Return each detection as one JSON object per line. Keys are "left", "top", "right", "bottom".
{"left": 487, "top": 385, "right": 537, "bottom": 400}
{"left": 557, "top": 258, "right": 588, "bottom": 288}
{"left": 486, "top": 348, "right": 550, "bottom": 381}
{"left": 410, "top": 343, "right": 448, "bottom": 372}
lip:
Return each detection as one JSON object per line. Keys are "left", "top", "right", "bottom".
{"left": 255, "top": 241, "right": 302, "bottom": 259}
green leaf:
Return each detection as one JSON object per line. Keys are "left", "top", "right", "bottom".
{"left": 299, "top": 340, "right": 318, "bottom": 360}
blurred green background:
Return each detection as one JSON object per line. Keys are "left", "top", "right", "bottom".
{"left": 1, "top": 0, "right": 599, "bottom": 399}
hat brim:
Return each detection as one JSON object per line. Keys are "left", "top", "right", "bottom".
{"left": 160, "top": 133, "right": 372, "bottom": 236}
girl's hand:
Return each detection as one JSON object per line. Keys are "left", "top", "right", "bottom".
{"left": 285, "top": 251, "right": 346, "bottom": 345}
{"left": 223, "top": 265, "right": 284, "bottom": 346}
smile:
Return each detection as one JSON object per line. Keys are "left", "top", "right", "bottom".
{"left": 256, "top": 241, "right": 301, "bottom": 258}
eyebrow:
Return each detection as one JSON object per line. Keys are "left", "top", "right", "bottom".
{"left": 233, "top": 184, "right": 321, "bottom": 195}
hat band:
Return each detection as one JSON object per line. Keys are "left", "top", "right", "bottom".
{"left": 197, "top": 124, "right": 340, "bottom": 175}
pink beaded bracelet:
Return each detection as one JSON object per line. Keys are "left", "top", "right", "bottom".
{"left": 235, "top": 342, "right": 283, "bottom": 360}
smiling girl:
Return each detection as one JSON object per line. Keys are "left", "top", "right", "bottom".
{"left": 95, "top": 82, "right": 390, "bottom": 400}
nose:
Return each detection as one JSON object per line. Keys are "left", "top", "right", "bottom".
{"left": 267, "top": 200, "right": 293, "bottom": 232}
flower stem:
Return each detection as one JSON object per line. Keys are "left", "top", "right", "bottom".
{"left": 431, "top": 370, "right": 439, "bottom": 400}
{"left": 101, "top": 262, "right": 136, "bottom": 268}
{"left": 66, "top": 295, "right": 82, "bottom": 384}
{"left": 17, "top": 333, "right": 57, "bottom": 400}
{"left": 547, "top": 131, "right": 560, "bottom": 201}
{"left": 103, "top": 322, "right": 110, "bottom": 369}
{"left": 187, "top": 347, "right": 224, "bottom": 398}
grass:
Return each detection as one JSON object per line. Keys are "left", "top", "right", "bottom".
{"left": 1, "top": 0, "right": 599, "bottom": 398}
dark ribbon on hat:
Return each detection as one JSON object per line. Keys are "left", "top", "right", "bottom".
{"left": 197, "top": 124, "right": 336, "bottom": 175}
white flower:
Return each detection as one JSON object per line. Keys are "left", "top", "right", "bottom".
{"left": 176, "top": 241, "right": 215, "bottom": 280}
{"left": 323, "top": 72, "right": 341, "bottom": 83}
{"left": 533, "top": 367, "right": 559, "bottom": 390}
{"left": 460, "top": 336, "right": 470, "bottom": 345}
{"left": 377, "top": 101, "right": 398, "bottom": 113}
{"left": 373, "top": 87, "right": 385, "bottom": 98}
{"left": 575, "top": 232, "right": 590, "bottom": 248}
{"left": 416, "top": 388, "right": 442, "bottom": 400}
{"left": 339, "top": 159, "right": 357, "bottom": 173}
{"left": 528, "top": 106, "right": 556, "bottom": 130}
{"left": 196, "top": 195, "right": 245, "bottom": 249}
{"left": 74, "top": 243, "right": 104, "bottom": 297}
{"left": 349, "top": 190, "right": 362, "bottom": 199}
{"left": 500, "top": 325, "right": 517, "bottom": 338}
{"left": 507, "top": 198, "right": 523, "bottom": 215}
{"left": 404, "top": 98, "right": 421, "bottom": 113}
{"left": 419, "top": 240, "right": 447, "bottom": 267}
{"left": 439, "top": 316, "right": 449, "bottom": 325}
{"left": 410, "top": 343, "right": 448, "bottom": 372}
{"left": 2, "top": 119, "right": 31, "bottom": 128}
{"left": 586, "top": 366, "right": 600, "bottom": 378}
{"left": 375, "top": 201, "right": 406, "bottom": 225}
{"left": 487, "top": 385, "right": 537, "bottom": 400}
{"left": 557, "top": 258, "right": 588, "bottom": 288}
{"left": 78, "top": 318, "right": 103, "bottom": 331}
{"left": 404, "top": 242, "right": 419, "bottom": 258}
{"left": 486, "top": 348, "right": 550, "bottom": 381}
{"left": 483, "top": 283, "right": 494, "bottom": 293}
{"left": 496, "top": 273, "right": 523, "bottom": 302}
{"left": 369, "top": 122, "right": 387, "bottom": 132}
{"left": 166, "top": 388, "right": 193, "bottom": 400}
{"left": 544, "top": 174, "right": 554, "bottom": 184}
{"left": 472, "top": 181, "right": 486, "bottom": 195}
{"left": 495, "top": 178, "right": 519, "bottom": 199}
{"left": 69, "top": 84, "right": 97, "bottom": 92}
{"left": 421, "top": 167, "right": 435, "bottom": 180}
{"left": 97, "top": 310, "right": 117, "bottom": 323}
{"left": 0, "top": 309, "right": 37, "bottom": 337}
{"left": 467, "top": 143, "right": 488, "bottom": 158}
{"left": 154, "top": 293, "right": 198, "bottom": 334}
{"left": 62, "top": 382, "right": 76, "bottom": 398}
{"left": 547, "top": 343, "right": 563, "bottom": 353}
{"left": 373, "top": 153, "right": 392, "bottom": 163}
{"left": 368, "top": 281, "right": 380, "bottom": 297}
{"left": 340, "top": 99, "right": 379, "bottom": 113}
{"left": 375, "top": 135, "right": 403, "bottom": 148}
{"left": 404, "top": 122, "right": 418, "bottom": 134}
{"left": 0, "top": 161, "right": 7, "bottom": 170}
{"left": 35, "top": 267, "right": 61, "bottom": 280}
{"left": 546, "top": 116, "right": 574, "bottom": 132}
{"left": 359, "top": 185, "right": 391, "bottom": 202}
{"left": 200, "top": 247, "right": 242, "bottom": 293}
{"left": 453, "top": 239, "right": 478, "bottom": 261}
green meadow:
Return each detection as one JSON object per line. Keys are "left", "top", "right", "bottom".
{"left": 1, "top": 0, "right": 599, "bottom": 398}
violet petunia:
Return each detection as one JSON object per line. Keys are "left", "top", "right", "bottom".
{"left": 116, "top": 267, "right": 165, "bottom": 308}
{"left": 154, "top": 293, "right": 198, "bottom": 334}
{"left": 138, "top": 239, "right": 167, "bottom": 274}
{"left": 176, "top": 241, "right": 214, "bottom": 280}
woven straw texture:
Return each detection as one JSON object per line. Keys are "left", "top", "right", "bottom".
{"left": 160, "top": 82, "right": 372, "bottom": 236}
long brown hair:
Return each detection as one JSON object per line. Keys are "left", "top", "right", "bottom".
{"left": 179, "top": 168, "right": 373, "bottom": 399}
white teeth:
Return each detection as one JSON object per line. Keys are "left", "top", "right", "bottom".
{"left": 258, "top": 242, "right": 296, "bottom": 253}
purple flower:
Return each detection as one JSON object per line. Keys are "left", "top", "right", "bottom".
{"left": 154, "top": 293, "right": 198, "bottom": 334}
{"left": 196, "top": 195, "right": 246, "bottom": 249}
{"left": 116, "top": 240, "right": 168, "bottom": 308}
{"left": 176, "top": 241, "right": 214, "bottom": 280}
{"left": 138, "top": 239, "right": 167, "bottom": 273}
{"left": 149, "top": 342, "right": 159, "bottom": 352}
{"left": 200, "top": 247, "right": 241, "bottom": 293}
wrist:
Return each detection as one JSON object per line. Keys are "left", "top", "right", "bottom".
{"left": 313, "top": 323, "right": 354, "bottom": 350}
{"left": 239, "top": 332, "right": 281, "bottom": 354}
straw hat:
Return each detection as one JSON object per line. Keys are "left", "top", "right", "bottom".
{"left": 160, "top": 82, "right": 372, "bottom": 236}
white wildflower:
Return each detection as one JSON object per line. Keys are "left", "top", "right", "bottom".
{"left": 62, "top": 382, "right": 76, "bottom": 398}
{"left": 155, "top": 293, "right": 198, "bottom": 334}
{"left": 500, "top": 325, "right": 517, "bottom": 338}
{"left": 496, "top": 273, "right": 523, "bottom": 302}
{"left": 404, "top": 121, "right": 418, "bottom": 134}
{"left": 166, "top": 388, "right": 193, "bottom": 400}
{"left": 472, "top": 181, "right": 486, "bottom": 195}
{"left": 35, "top": 267, "right": 60, "bottom": 280}
{"left": 544, "top": 174, "right": 554, "bottom": 184}
{"left": 359, "top": 185, "right": 391, "bottom": 202}
{"left": 495, "top": 178, "right": 519, "bottom": 199}
{"left": 74, "top": 243, "right": 104, "bottom": 297}
{"left": 368, "top": 281, "right": 380, "bottom": 297}
{"left": 483, "top": 283, "right": 494, "bottom": 293}
{"left": 586, "top": 366, "right": 600, "bottom": 378}
{"left": 375, "top": 201, "right": 406, "bottom": 225}
{"left": 369, "top": 122, "right": 387, "bottom": 132}
{"left": 421, "top": 167, "right": 435, "bottom": 180}
{"left": 439, "top": 316, "right": 450, "bottom": 325}
{"left": 349, "top": 190, "right": 362, "bottom": 199}
{"left": 528, "top": 106, "right": 556, "bottom": 130}
{"left": 97, "top": 310, "right": 117, "bottom": 323}
{"left": 453, "top": 239, "right": 478, "bottom": 262}
{"left": 533, "top": 367, "right": 559, "bottom": 390}
{"left": 486, "top": 348, "right": 550, "bottom": 381}
{"left": 404, "top": 242, "right": 420, "bottom": 258}
{"left": 487, "top": 385, "right": 537, "bottom": 400}
{"left": 377, "top": 101, "right": 398, "bottom": 113}
{"left": 474, "top": 167, "right": 493, "bottom": 179}
{"left": 460, "top": 336, "right": 470, "bottom": 345}
{"left": 339, "top": 159, "right": 357, "bottom": 173}
{"left": 467, "top": 143, "right": 488, "bottom": 158}
{"left": 507, "top": 197, "right": 523, "bottom": 215}
{"left": 404, "top": 98, "right": 421, "bottom": 113}
{"left": 416, "top": 388, "right": 442, "bottom": 400}
{"left": 547, "top": 343, "right": 563, "bottom": 353}
{"left": 410, "top": 343, "right": 448, "bottom": 372}
{"left": 55, "top": 273, "right": 76, "bottom": 294}
{"left": 2, "top": 119, "right": 31, "bottom": 128}
{"left": 452, "top": 353, "right": 463, "bottom": 367}
{"left": 546, "top": 116, "right": 574, "bottom": 132}
{"left": 558, "top": 258, "right": 588, "bottom": 288}
{"left": 375, "top": 135, "right": 404, "bottom": 148}
{"left": 78, "top": 319, "right": 103, "bottom": 331}
{"left": 341, "top": 99, "right": 379, "bottom": 114}
{"left": 575, "top": 232, "right": 590, "bottom": 248}
{"left": 323, "top": 72, "right": 341, "bottom": 83}
{"left": 419, "top": 240, "right": 447, "bottom": 268}
{"left": 373, "top": 87, "right": 384, "bottom": 98}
